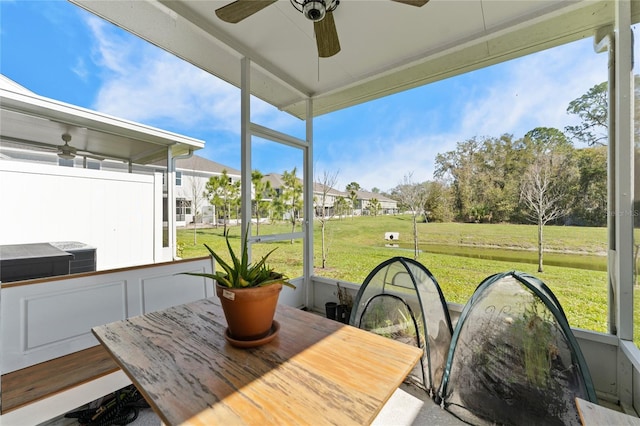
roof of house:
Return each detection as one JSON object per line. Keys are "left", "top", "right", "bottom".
{"left": 356, "top": 190, "right": 396, "bottom": 203}
{"left": 263, "top": 173, "right": 288, "bottom": 189}
{"left": 0, "top": 74, "right": 205, "bottom": 164}
{"left": 313, "top": 182, "right": 345, "bottom": 197}
{"left": 151, "top": 154, "right": 241, "bottom": 176}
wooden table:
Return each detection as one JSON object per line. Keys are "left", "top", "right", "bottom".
{"left": 92, "top": 298, "right": 423, "bottom": 426}
{"left": 576, "top": 397, "right": 640, "bottom": 426}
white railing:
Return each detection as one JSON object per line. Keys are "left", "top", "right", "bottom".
{"left": 1, "top": 257, "right": 214, "bottom": 373}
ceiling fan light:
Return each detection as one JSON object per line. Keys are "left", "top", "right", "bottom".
{"left": 58, "top": 150, "right": 76, "bottom": 160}
{"left": 302, "top": 0, "right": 326, "bottom": 21}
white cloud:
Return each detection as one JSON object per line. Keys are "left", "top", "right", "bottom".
{"left": 84, "top": 16, "right": 298, "bottom": 139}
{"left": 460, "top": 40, "right": 606, "bottom": 139}
{"left": 325, "top": 39, "right": 608, "bottom": 191}
{"left": 324, "top": 132, "right": 457, "bottom": 192}
{"left": 71, "top": 57, "right": 89, "bottom": 81}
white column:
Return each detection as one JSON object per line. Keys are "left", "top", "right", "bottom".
{"left": 240, "top": 57, "right": 253, "bottom": 257}
{"left": 613, "top": 0, "right": 634, "bottom": 409}
{"left": 614, "top": 0, "right": 634, "bottom": 341}
{"left": 167, "top": 148, "right": 175, "bottom": 260}
{"left": 304, "top": 99, "right": 314, "bottom": 307}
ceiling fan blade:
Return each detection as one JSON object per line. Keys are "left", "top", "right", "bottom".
{"left": 2, "top": 136, "right": 58, "bottom": 151}
{"left": 314, "top": 11, "right": 340, "bottom": 58}
{"left": 77, "top": 151, "right": 106, "bottom": 161}
{"left": 391, "top": 0, "right": 429, "bottom": 6}
{"left": 215, "top": 0, "right": 277, "bottom": 23}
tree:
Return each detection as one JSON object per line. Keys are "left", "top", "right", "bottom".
{"left": 186, "top": 173, "right": 206, "bottom": 245}
{"left": 205, "top": 169, "right": 240, "bottom": 235}
{"left": 572, "top": 147, "right": 607, "bottom": 226}
{"left": 315, "top": 170, "right": 339, "bottom": 268}
{"left": 422, "top": 180, "right": 453, "bottom": 222}
{"left": 346, "top": 182, "right": 361, "bottom": 218}
{"left": 520, "top": 153, "right": 576, "bottom": 272}
{"left": 392, "top": 173, "right": 428, "bottom": 260}
{"left": 434, "top": 135, "right": 522, "bottom": 223}
{"left": 251, "top": 170, "right": 273, "bottom": 236}
{"left": 270, "top": 196, "right": 286, "bottom": 223}
{"left": 368, "top": 198, "right": 381, "bottom": 217}
{"left": 565, "top": 82, "right": 608, "bottom": 146}
{"left": 523, "top": 127, "right": 573, "bottom": 154}
{"left": 334, "top": 196, "right": 349, "bottom": 219}
{"left": 281, "top": 167, "right": 304, "bottom": 240}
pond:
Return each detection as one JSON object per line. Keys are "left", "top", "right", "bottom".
{"left": 391, "top": 243, "right": 607, "bottom": 272}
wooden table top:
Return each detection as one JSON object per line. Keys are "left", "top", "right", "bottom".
{"left": 92, "top": 298, "right": 423, "bottom": 426}
{"left": 576, "top": 397, "right": 640, "bottom": 426}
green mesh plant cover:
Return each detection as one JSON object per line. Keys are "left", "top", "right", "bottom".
{"left": 438, "top": 271, "right": 597, "bottom": 426}
{"left": 351, "top": 256, "right": 453, "bottom": 395}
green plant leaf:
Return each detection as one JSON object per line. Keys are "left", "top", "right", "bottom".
{"left": 178, "top": 224, "right": 295, "bottom": 290}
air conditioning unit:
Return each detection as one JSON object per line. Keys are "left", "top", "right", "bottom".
{"left": 384, "top": 232, "right": 399, "bottom": 241}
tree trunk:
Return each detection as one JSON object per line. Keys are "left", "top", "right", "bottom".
{"left": 255, "top": 209, "right": 260, "bottom": 236}
{"left": 321, "top": 221, "right": 327, "bottom": 268}
{"left": 223, "top": 204, "right": 228, "bottom": 235}
{"left": 413, "top": 215, "right": 419, "bottom": 260}
{"left": 193, "top": 219, "right": 197, "bottom": 245}
{"left": 634, "top": 244, "right": 640, "bottom": 286}
{"left": 537, "top": 219, "right": 544, "bottom": 273}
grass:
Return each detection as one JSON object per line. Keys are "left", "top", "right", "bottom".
{"left": 177, "top": 215, "right": 625, "bottom": 337}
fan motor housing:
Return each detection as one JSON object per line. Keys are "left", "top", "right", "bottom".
{"left": 302, "top": 0, "right": 326, "bottom": 21}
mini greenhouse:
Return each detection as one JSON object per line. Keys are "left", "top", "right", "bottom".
{"left": 350, "top": 256, "right": 453, "bottom": 395}
{"left": 437, "top": 271, "right": 597, "bottom": 426}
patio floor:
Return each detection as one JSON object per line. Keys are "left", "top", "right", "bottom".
{"left": 41, "top": 381, "right": 464, "bottom": 426}
{"left": 373, "top": 383, "right": 467, "bottom": 425}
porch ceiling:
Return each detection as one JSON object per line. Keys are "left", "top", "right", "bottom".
{"left": 0, "top": 79, "right": 204, "bottom": 164}
{"left": 70, "top": 0, "right": 638, "bottom": 120}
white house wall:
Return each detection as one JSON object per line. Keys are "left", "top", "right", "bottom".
{"left": 0, "top": 161, "right": 165, "bottom": 270}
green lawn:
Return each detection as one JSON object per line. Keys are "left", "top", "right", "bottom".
{"left": 177, "top": 216, "right": 629, "bottom": 338}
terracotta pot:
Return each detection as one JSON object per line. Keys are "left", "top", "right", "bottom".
{"left": 216, "top": 282, "right": 282, "bottom": 341}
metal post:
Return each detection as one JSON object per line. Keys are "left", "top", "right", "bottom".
{"left": 304, "top": 98, "right": 314, "bottom": 307}
{"left": 240, "top": 57, "right": 252, "bottom": 258}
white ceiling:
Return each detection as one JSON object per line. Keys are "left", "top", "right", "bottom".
{"left": 70, "top": 0, "right": 636, "bottom": 119}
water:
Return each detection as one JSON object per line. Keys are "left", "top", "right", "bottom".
{"left": 390, "top": 243, "right": 607, "bottom": 272}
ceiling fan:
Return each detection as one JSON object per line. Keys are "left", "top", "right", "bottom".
{"left": 55, "top": 133, "right": 107, "bottom": 161}
{"left": 215, "top": 0, "right": 430, "bottom": 58}
{"left": 58, "top": 133, "right": 77, "bottom": 160}
{"left": 3, "top": 132, "right": 107, "bottom": 161}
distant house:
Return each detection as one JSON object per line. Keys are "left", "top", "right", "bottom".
{"left": 313, "top": 182, "right": 347, "bottom": 218}
{"left": 263, "top": 173, "right": 398, "bottom": 218}
{"left": 355, "top": 190, "right": 398, "bottom": 216}
{"left": 149, "top": 156, "right": 241, "bottom": 227}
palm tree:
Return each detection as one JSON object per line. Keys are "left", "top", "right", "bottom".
{"left": 205, "top": 170, "right": 240, "bottom": 235}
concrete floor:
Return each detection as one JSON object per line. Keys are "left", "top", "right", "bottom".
{"left": 39, "top": 407, "right": 160, "bottom": 426}
{"left": 43, "top": 381, "right": 462, "bottom": 426}
{"left": 373, "top": 383, "right": 466, "bottom": 426}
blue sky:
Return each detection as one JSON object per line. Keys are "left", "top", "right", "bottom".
{"left": 1, "top": 0, "right": 610, "bottom": 192}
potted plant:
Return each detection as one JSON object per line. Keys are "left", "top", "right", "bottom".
{"left": 336, "top": 283, "right": 353, "bottom": 324}
{"left": 183, "top": 227, "right": 295, "bottom": 347}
